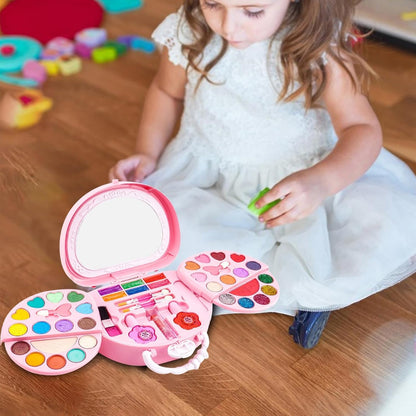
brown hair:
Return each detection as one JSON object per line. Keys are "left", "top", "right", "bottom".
{"left": 181, "top": 0, "right": 375, "bottom": 108}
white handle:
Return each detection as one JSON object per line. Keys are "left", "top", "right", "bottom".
{"left": 142, "top": 333, "right": 210, "bottom": 375}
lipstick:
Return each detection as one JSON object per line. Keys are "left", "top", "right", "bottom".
{"left": 98, "top": 306, "right": 122, "bottom": 337}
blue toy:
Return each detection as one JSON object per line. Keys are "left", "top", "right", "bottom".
{"left": 0, "top": 36, "right": 42, "bottom": 87}
{"left": 130, "top": 36, "right": 156, "bottom": 54}
{"left": 98, "top": 0, "right": 143, "bottom": 14}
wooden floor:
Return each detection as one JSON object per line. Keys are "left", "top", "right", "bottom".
{"left": 0, "top": 1, "right": 415, "bottom": 415}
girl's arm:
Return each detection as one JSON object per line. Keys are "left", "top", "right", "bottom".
{"left": 311, "top": 54, "right": 383, "bottom": 195}
{"left": 256, "top": 55, "right": 383, "bottom": 227}
{"left": 109, "top": 47, "right": 187, "bottom": 181}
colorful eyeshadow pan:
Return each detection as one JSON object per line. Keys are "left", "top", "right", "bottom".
{"left": 9, "top": 323, "right": 27, "bottom": 336}
{"left": 67, "top": 348, "right": 85, "bottom": 363}
{"left": 1, "top": 289, "right": 102, "bottom": 375}
{"left": 258, "top": 274, "right": 273, "bottom": 284}
{"left": 78, "top": 335, "right": 97, "bottom": 349}
{"left": 78, "top": 317, "right": 96, "bottom": 330}
{"left": 219, "top": 294, "right": 236, "bottom": 305}
{"left": 47, "top": 355, "right": 66, "bottom": 370}
{"left": 32, "top": 321, "right": 51, "bottom": 334}
{"left": 26, "top": 352, "right": 45, "bottom": 367}
{"left": 238, "top": 298, "right": 254, "bottom": 308}
{"left": 55, "top": 319, "right": 74, "bottom": 332}
{"left": 179, "top": 250, "right": 279, "bottom": 313}
{"left": 11, "top": 341, "right": 30, "bottom": 355}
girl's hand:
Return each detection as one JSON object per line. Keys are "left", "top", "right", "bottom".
{"left": 109, "top": 154, "right": 157, "bottom": 182}
{"left": 256, "top": 168, "right": 329, "bottom": 228}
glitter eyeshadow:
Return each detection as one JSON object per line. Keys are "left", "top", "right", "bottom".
{"left": 219, "top": 293, "right": 236, "bottom": 305}
{"left": 11, "top": 341, "right": 30, "bottom": 355}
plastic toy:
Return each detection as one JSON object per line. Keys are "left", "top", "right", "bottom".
{"left": 40, "top": 60, "right": 59, "bottom": 76}
{"left": 0, "top": 89, "right": 52, "bottom": 129}
{"left": 74, "top": 42, "right": 93, "bottom": 58}
{"left": 248, "top": 187, "right": 281, "bottom": 216}
{"left": 0, "top": 36, "right": 42, "bottom": 87}
{"left": 98, "top": 0, "right": 143, "bottom": 14}
{"left": 116, "top": 35, "right": 135, "bottom": 47}
{"left": 1, "top": 181, "right": 279, "bottom": 375}
{"left": 92, "top": 46, "right": 117, "bottom": 63}
{"left": 0, "top": 0, "right": 104, "bottom": 44}
{"left": 75, "top": 28, "right": 107, "bottom": 49}
{"left": 130, "top": 36, "right": 156, "bottom": 53}
{"left": 102, "top": 41, "right": 127, "bottom": 56}
{"left": 57, "top": 55, "right": 82, "bottom": 76}
{"left": 40, "top": 48, "right": 61, "bottom": 61}
{"left": 22, "top": 60, "right": 47, "bottom": 84}
{"left": 46, "top": 37, "right": 75, "bottom": 56}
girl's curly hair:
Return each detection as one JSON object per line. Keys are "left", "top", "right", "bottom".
{"left": 181, "top": 0, "right": 375, "bottom": 108}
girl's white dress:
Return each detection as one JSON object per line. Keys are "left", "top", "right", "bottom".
{"left": 145, "top": 9, "right": 416, "bottom": 315}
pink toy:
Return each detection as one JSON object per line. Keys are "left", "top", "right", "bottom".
{"left": 46, "top": 37, "right": 75, "bottom": 56}
{"left": 1, "top": 181, "right": 279, "bottom": 375}
{"left": 74, "top": 42, "right": 93, "bottom": 58}
{"left": 22, "top": 60, "right": 47, "bottom": 84}
{"left": 40, "top": 48, "right": 61, "bottom": 61}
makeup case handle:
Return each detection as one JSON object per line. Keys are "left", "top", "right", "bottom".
{"left": 142, "top": 333, "right": 210, "bottom": 375}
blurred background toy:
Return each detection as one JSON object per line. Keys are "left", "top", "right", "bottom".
{"left": 75, "top": 28, "right": 107, "bottom": 49}
{"left": 0, "top": 36, "right": 42, "bottom": 87}
{"left": 22, "top": 60, "right": 47, "bottom": 84}
{"left": 0, "top": 0, "right": 104, "bottom": 44}
{"left": 57, "top": 55, "right": 82, "bottom": 75}
{"left": 98, "top": 0, "right": 143, "bottom": 14}
{"left": 0, "top": 89, "right": 53, "bottom": 128}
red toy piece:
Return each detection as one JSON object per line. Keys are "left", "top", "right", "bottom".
{"left": 0, "top": 0, "right": 104, "bottom": 45}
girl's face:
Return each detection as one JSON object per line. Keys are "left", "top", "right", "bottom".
{"left": 199, "top": 0, "right": 292, "bottom": 49}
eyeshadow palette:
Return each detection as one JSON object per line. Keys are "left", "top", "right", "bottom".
{"left": 178, "top": 251, "right": 279, "bottom": 313}
{"left": 1, "top": 289, "right": 102, "bottom": 375}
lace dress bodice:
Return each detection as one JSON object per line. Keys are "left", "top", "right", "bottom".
{"left": 152, "top": 9, "right": 337, "bottom": 173}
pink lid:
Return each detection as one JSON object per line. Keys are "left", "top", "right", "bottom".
{"left": 60, "top": 181, "right": 180, "bottom": 287}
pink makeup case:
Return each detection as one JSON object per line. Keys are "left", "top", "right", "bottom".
{"left": 1, "top": 181, "right": 279, "bottom": 375}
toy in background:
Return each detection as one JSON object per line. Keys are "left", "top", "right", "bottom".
{"left": 0, "top": 1, "right": 156, "bottom": 129}
{"left": 0, "top": 89, "right": 52, "bottom": 129}
{"left": 117, "top": 35, "right": 156, "bottom": 54}
{"left": 0, "top": 36, "right": 42, "bottom": 87}
{"left": 0, "top": 0, "right": 104, "bottom": 44}
{"left": 98, "top": 0, "right": 143, "bottom": 14}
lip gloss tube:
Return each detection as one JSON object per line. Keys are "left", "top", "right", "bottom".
{"left": 146, "top": 307, "right": 178, "bottom": 340}
{"left": 98, "top": 306, "right": 122, "bottom": 337}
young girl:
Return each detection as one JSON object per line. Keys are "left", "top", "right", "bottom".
{"left": 109, "top": 0, "right": 416, "bottom": 348}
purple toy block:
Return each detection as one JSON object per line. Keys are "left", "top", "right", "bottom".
{"left": 22, "top": 60, "right": 47, "bottom": 84}
{"left": 74, "top": 42, "right": 94, "bottom": 58}
{"left": 75, "top": 28, "right": 107, "bottom": 49}
{"left": 116, "top": 35, "right": 135, "bottom": 47}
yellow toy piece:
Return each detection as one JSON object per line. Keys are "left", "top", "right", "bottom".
{"left": 57, "top": 55, "right": 82, "bottom": 76}
{"left": 0, "top": 89, "right": 53, "bottom": 129}
{"left": 40, "top": 60, "right": 60, "bottom": 76}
